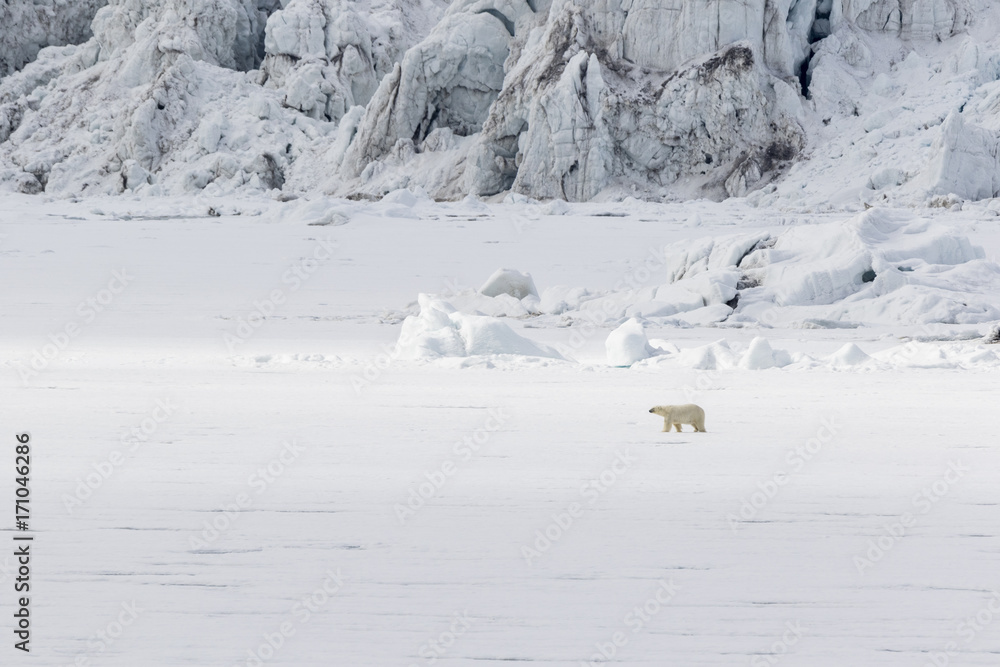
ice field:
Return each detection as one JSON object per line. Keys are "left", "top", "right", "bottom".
{"left": 2, "top": 193, "right": 999, "bottom": 666}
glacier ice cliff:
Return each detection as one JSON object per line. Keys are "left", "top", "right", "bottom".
{"left": 0, "top": 0, "right": 110, "bottom": 78}
{"left": 1, "top": 0, "right": 998, "bottom": 205}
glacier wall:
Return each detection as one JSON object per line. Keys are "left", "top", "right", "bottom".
{"left": 0, "top": 0, "right": 997, "bottom": 205}
{"left": 0, "top": 0, "right": 110, "bottom": 78}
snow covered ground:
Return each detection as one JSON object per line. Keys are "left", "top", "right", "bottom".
{"left": 3, "top": 193, "right": 999, "bottom": 665}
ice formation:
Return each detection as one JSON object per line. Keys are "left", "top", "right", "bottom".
{"left": 605, "top": 317, "right": 655, "bottom": 367}
{"left": 479, "top": 268, "right": 539, "bottom": 300}
{"left": 0, "top": 0, "right": 998, "bottom": 203}
{"left": 927, "top": 112, "right": 1000, "bottom": 200}
{"left": 259, "top": 0, "right": 449, "bottom": 125}
{"left": 660, "top": 208, "right": 1000, "bottom": 326}
{"left": 0, "top": 0, "right": 109, "bottom": 77}
{"left": 395, "top": 294, "right": 563, "bottom": 360}
{"left": 411, "top": 208, "right": 1000, "bottom": 331}
{"left": 739, "top": 336, "right": 777, "bottom": 369}
{"left": 637, "top": 336, "right": 1000, "bottom": 371}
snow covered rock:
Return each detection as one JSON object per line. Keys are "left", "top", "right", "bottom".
{"left": 396, "top": 294, "right": 563, "bottom": 360}
{"left": 605, "top": 318, "right": 655, "bottom": 367}
{"left": 479, "top": 268, "right": 539, "bottom": 300}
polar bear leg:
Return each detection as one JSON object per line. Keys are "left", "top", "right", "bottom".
{"left": 673, "top": 423, "right": 683, "bottom": 432}
{"left": 662, "top": 418, "right": 670, "bottom": 432}
{"left": 694, "top": 418, "right": 706, "bottom": 432}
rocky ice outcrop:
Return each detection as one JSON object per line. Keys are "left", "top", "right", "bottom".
{"left": 838, "top": 0, "right": 968, "bottom": 40}
{"left": 0, "top": 0, "right": 110, "bottom": 78}
{"left": 0, "top": 0, "right": 292, "bottom": 195}
{"left": 0, "top": 0, "right": 448, "bottom": 195}
{"left": 333, "top": 0, "right": 990, "bottom": 202}
{"left": 90, "top": 0, "right": 276, "bottom": 74}
{"left": 342, "top": 0, "right": 808, "bottom": 200}
{"left": 258, "top": 0, "right": 447, "bottom": 123}
{"left": 340, "top": 0, "right": 531, "bottom": 180}
{"left": 472, "top": 39, "right": 804, "bottom": 201}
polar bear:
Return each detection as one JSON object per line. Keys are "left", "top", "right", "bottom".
{"left": 649, "top": 404, "right": 706, "bottom": 432}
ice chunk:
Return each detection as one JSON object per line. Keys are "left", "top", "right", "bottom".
{"left": 396, "top": 295, "right": 562, "bottom": 360}
{"left": 479, "top": 269, "right": 538, "bottom": 300}
{"left": 739, "top": 336, "right": 775, "bottom": 370}
{"left": 605, "top": 318, "right": 655, "bottom": 367}
{"left": 927, "top": 113, "right": 1000, "bottom": 201}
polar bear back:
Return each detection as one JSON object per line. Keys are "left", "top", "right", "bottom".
{"left": 653, "top": 404, "right": 704, "bottom": 421}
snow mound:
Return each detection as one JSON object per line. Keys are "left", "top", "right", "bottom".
{"left": 828, "top": 342, "right": 872, "bottom": 367}
{"left": 395, "top": 294, "right": 563, "bottom": 361}
{"left": 739, "top": 336, "right": 775, "bottom": 370}
{"left": 605, "top": 318, "right": 655, "bottom": 367}
{"left": 479, "top": 268, "right": 538, "bottom": 300}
